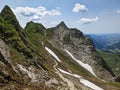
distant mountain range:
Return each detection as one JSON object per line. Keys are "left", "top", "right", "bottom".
{"left": 86, "top": 34, "right": 120, "bottom": 52}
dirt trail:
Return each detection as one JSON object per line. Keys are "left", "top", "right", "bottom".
{"left": 45, "top": 46, "right": 76, "bottom": 90}
{"left": 53, "top": 60, "right": 76, "bottom": 90}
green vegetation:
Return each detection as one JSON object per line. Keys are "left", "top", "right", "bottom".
{"left": 24, "top": 22, "right": 57, "bottom": 72}
{"left": 25, "top": 21, "right": 45, "bottom": 36}
{"left": 63, "top": 33, "right": 71, "bottom": 43}
{"left": 0, "top": 5, "right": 22, "bottom": 32}
{"left": 0, "top": 15, "right": 32, "bottom": 58}
{"left": 112, "top": 42, "right": 120, "bottom": 49}
{"left": 45, "top": 40, "right": 97, "bottom": 80}
{"left": 0, "top": 5, "right": 33, "bottom": 59}
{"left": 0, "top": 16, "right": 18, "bottom": 41}
{"left": 46, "top": 28, "right": 54, "bottom": 38}
{"left": 97, "top": 49, "right": 120, "bottom": 74}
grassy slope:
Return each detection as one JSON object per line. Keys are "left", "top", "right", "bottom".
{"left": 46, "top": 28, "right": 120, "bottom": 90}
{"left": 45, "top": 40, "right": 120, "bottom": 90}
{"left": 97, "top": 49, "right": 120, "bottom": 74}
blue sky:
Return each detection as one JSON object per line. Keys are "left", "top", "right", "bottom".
{"left": 0, "top": 0, "right": 120, "bottom": 34}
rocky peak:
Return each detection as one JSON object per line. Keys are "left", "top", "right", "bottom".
{"left": 0, "top": 5, "right": 22, "bottom": 32}
{"left": 0, "top": 5, "right": 12, "bottom": 15}
{"left": 25, "top": 21, "right": 45, "bottom": 29}
{"left": 56, "top": 21, "right": 68, "bottom": 29}
{"left": 70, "top": 28, "right": 84, "bottom": 38}
{"left": 47, "top": 22, "right": 115, "bottom": 82}
{"left": 25, "top": 21, "right": 45, "bottom": 36}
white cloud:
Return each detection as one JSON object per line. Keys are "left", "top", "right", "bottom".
{"left": 73, "top": 3, "right": 88, "bottom": 13}
{"left": 13, "top": 6, "right": 61, "bottom": 20}
{"left": 49, "top": 22, "right": 58, "bottom": 27}
{"left": 14, "top": 7, "right": 37, "bottom": 16}
{"left": 79, "top": 17, "right": 99, "bottom": 24}
{"left": 116, "top": 9, "right": 120, "bottom": 14}
{"left": 38, "top": 6, "right": 46, "bottom": 11}
{"left": 30, "top": 15, "right": 40, "bottom": 20}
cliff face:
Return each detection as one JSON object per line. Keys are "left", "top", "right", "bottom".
{"left": 47, "top": 21, "right": 115, "bottom": 81}
{"left": 0, "top": 5, "right": 119, "bottom": 90}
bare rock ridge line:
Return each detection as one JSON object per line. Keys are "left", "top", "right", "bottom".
{"left": 47, "top": 20, "right": 115, "bottom": 82}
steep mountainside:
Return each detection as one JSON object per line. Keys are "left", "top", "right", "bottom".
{"left": 85, "top": 35, "right": 104, "bottom": 49}
{"left": 87, "top": 34, "right": 120, "bottom": 76}
{"left": 47, "top": 22, "right": 115, "bottom": 81}
{"left": 0, "top": 5, "right": 120, "bottom": 90}
{"left": 1, "top": 5, "right": 23, "bottom": 32}
{"left": 98, "top": 50, "right": 120, "bottom": 74}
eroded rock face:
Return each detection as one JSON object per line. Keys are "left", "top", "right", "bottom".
{"left": 0, "top": 39, "right": 12, "bottom": 68}
{"left": 0, "top": 39, "right": 10, "bottom": 59}
{"left": 0, "top": 39, "right": 56, "bottom": 89}
{"left": 47, "top": 22, "right": 115, "bottom": 82}
{"left": 0, "top": 39, "right": 12, "bottom": 83}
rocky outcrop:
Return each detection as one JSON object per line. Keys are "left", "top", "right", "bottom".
{"left": 47, "top": 21, "right": 115, "bottom": 82}
{"left": 0, "top": 39, "right": 10, "bottom": 59}
{"left": 1, "top": 5, "right": 23, "bottom": 32}
{"left": 25, "top": 21, "right": 46, "bottom": 36}
{"left": 0, "top": 39, "right": 12, "bottom": 83}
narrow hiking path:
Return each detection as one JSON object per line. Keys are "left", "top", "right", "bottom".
{"left": 45, "top": 47, "right": 76, "bottom": 90}
{"left": 53, "top": 60, "right": 76, "bottom": 90}
{"left": 58, "top": 68, "right": 104, "bottom": 90}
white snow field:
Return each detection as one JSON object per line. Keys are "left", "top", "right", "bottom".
{"left": 45, "top": 47, "right": 61, "bottom": 62}
{"left": 58, "top": 68, "right": 103, "bottom": 90}
{"left": 65, "top": 49, "right": 97, "bottom": 77}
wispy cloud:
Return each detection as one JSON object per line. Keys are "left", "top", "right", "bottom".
{"left": 72, "top": 3, "right": 88, "bottom": 13}
{"left": 116, "top": 9, "right": 120, "bottom": 14}
{"left": 49, "top": 22, "right": 58, "bottom": 27}
{"left": 79, "top": 17, "right": 99, "bottom": 24}
{"left": 13, "top": 6, "right": 61, "bottom": 20}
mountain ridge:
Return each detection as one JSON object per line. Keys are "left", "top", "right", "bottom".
{"left": 0, "top": 5, "right": 119, "bottom": 90}
{"left": 1, "top": 5, "right": 23, "bottom": 32}
{"left": 46, "top": 22, "right": 115, "bottom": 79}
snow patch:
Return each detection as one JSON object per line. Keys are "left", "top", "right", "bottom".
{"left": 58, "top": 68, "right": 81, "bottom": 78}
{"left": 45, "top": 47, "right": 61, "bottom": 62}
{"left": 80, "top": 79, "right": 103, "bottom": 90}
{"left": 65, "top": 49, "right": 97, "bottom": 77}
{"left": 58, "top": 68, "right": 103, "bottom": 90}
{"left": 17, "top": 64, "right": 38, "bottom": 82}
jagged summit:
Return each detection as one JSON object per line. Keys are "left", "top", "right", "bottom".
{"left": 0, "top": 5, "right": 22, "bottom": 32}
{"left": 1, "top": 5, "right": 16, "bottom": 21}
{"left": 47, "top": 21, "right": 115, "bottom": 81}
{"left": 25, "top": 21, "right": 45, "bottom": 36}
{"left": 1, "top": 5, "right": 12, "bottom": 13}
{"left": 25, "top": 21, "right": 45, "bottom": 29}
{"left": 57, "top": 21, "right": 68, "bottom": 28}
